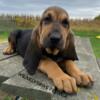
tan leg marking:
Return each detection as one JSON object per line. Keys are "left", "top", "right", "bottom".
{"left": 64, "top": 60, "right": 94, "bottom": 87}
{"left": 3, "top": 42, "right": 14, "bottom": 55}
{"left": 38, "top": 58, "right": 77, "bottom": 93}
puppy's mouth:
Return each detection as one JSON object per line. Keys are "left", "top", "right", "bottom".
{"left": 45, "top": 48, "right": 59, "bottom": 55}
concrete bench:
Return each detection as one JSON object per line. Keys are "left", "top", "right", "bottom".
{"left": 97, "top": 59, "right": 100, "bottom": 68}
{"left": 0, "top": 37, "right": 100, "bottom": 100}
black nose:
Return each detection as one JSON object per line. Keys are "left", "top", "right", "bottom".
{"left": 50, "top": 33, "right": 61, "bottom": 44}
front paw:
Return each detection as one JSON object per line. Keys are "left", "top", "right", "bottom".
{"left": 73, "top": 72, "right": 94, "bottom": 87}
{"left": 3, "top": 47, "right": 14, "bottom": 55}
{"left": 52, "top": 74, "right": 77, "bottom": 93}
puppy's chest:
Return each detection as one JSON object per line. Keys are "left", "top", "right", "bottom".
{"left": 42, "top": 50, "right": 66, "bottom": 62}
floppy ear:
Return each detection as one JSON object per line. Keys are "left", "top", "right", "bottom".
{"left": 23, "top": 28, "right": 42, "bottom": 75}
{"left": 63, "top": 31, "right": 78, "bottom": 61}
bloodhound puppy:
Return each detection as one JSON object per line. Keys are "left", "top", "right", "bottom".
{"left": 3, "top": 6, "right": 94, "bottom": 93}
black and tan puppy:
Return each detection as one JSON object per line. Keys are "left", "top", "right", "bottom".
{"left": 3, "top": 6, "right": 94, "bottom": 93}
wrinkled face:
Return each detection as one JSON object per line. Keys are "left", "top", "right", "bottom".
{"left": 39, "top": 7, "right": 70, "bottom": 55}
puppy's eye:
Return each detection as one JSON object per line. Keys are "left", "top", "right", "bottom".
{"left": 43, "top": 16, "right": 52, "bottom": 25}
{"left": 62, "top": 19, "right": 69, "bottom": 27}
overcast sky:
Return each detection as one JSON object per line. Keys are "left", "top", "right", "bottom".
{"left": 0, "top": 0, "right": 100, "bottom": 19}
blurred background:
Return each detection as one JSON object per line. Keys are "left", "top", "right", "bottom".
{"left": 0, "top": 0, "right": 100, "bottom": 100}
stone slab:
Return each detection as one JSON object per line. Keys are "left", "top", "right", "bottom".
{"left": 52, "top": 37, "right": 100, "bottom": 100}
{"left": 1, "top": 71, "right": 52, "bottom": 100}
{"left": 75, "top": 37, "right": 93, "bottom": 56}
{"left": 97, "top": 59, "right": 100, "bottom": 68}
{"left": 1, "top": 37, "right": 100, "bottom": 100}
{"left": 52, "top": 62, "right": 100, "bottom": 100}
{"left": 0, "top": 56, "right": 24, "bottom": 84}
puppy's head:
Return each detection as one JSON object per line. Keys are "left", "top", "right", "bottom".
{"left": 36, "top": 6, "right": 70, "bottom": 55}
{"left": 25, "top": 6, "right": 77, "bottom": 75}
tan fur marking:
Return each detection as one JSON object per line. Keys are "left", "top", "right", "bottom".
{"left": 38, "top": 58, "right": 77, "bottom": 93}
{"left": 3, "top": 42, "right": 14, "bottom": 55}
{"left": 46, "top": 48, "right": 59, "bottom": 55}
{"left": 53, "top": 48, "right": 59, "bottom": 55}
{"left": 64, "top": 60, "right": 94, "bottom": 87}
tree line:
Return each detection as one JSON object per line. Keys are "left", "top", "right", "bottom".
{"left": 0, "top": 14, "right": 100, "bottom": 28}
{"left": 0, "top": 14, "right": 40, "bottom": 28}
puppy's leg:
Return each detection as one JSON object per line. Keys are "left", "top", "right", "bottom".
{"left": 3, "top": 41, "right": 14, "bottom": 55}
{"left": 64, "top": 60, "right": 94, "bottom": 87}
{"left": 3, "top": 32, "right": 16, "bottom": 55}
{"left": 38, "top": 58, "right": 77, "bottom": 93}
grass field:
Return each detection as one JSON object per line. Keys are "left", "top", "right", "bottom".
{"left": 71, "top": 20, "right": 100, "bottom": 58}
{"left": 73, "top": 30, "right": 100, "bottom": 58}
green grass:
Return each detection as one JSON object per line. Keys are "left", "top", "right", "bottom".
{"left": 4, "top": 96, "right": 12, "bottom": 100}
{"left": 74, "top": 30, "right": 100, "bottom": 58}
{"left": 0, "top": 31, "right": 9, "bottom": 42}
{"left": 4, "top": 96, "right": 28, "bottom": 100}
{"left": 0, "top": 20, "right": 33, "bottom": 42}
{"left": 90, "top": 37, "right": 100, "bottom": 58}
{"left": 0, "top": 19, "right": 16, "bottom": 42}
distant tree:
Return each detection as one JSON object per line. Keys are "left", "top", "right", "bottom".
{"left": 0, "top": 14, "right": 40, "bottom": 28}
{"left": 94, "top": 15, "right": 100, "bottom": 20}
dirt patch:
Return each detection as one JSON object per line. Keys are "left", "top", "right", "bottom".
{"left": 0, "top": 90, "right": 15, "bottom": 100}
